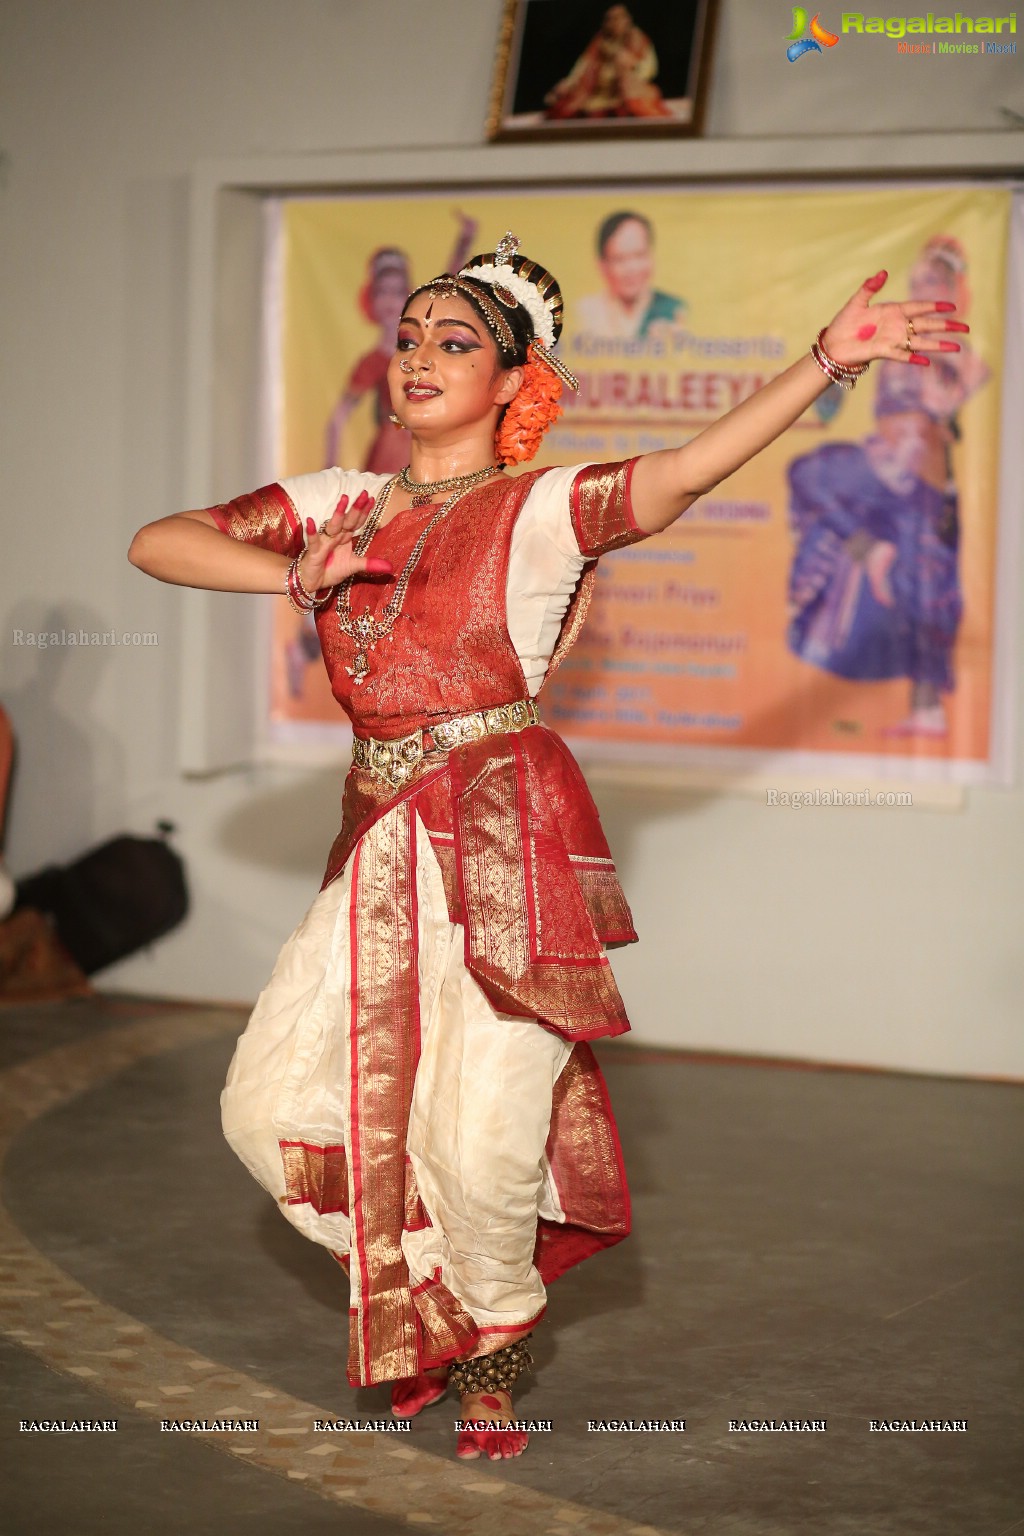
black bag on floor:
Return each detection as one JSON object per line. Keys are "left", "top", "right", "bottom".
{"left": 14, "top": 822, "right": 189, "bottom": 975}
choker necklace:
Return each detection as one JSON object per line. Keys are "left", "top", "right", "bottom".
{"left": 398, "top": 463, "right": 501, "bottom": 508}
{"left": 337, "top": 475, "right": 480, "bottom": 685}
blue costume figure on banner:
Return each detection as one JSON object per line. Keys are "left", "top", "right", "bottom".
{"left": 786, "top": 236, "right": 988, "bottom": 739}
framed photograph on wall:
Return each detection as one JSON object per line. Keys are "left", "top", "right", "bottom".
{"left": 486, "top": 0, "right": 719, "bottom": 141}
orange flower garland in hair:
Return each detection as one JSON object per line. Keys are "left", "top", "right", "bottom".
{"left": 495, "top": 342, "right": 566, "bottom": 467}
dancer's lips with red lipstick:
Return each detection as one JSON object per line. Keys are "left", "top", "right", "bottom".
{"left": 404, "top": 380, "right": 442, "bottom": 401}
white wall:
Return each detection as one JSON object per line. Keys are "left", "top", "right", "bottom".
{"left": 2, "top": 0, "right": 1023, "bottom": 1077}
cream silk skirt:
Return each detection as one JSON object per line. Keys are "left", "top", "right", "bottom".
{"left": 220, "top": 805, "right": 574, "bottom": 1341}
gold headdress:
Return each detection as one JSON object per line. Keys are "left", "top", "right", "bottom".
{"left": 456, "top": 232, "right": 578, "bottom": 392}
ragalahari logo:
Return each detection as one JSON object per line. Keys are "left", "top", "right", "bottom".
{"left": 786, "top": 8, "right": 840, "bottom": 59}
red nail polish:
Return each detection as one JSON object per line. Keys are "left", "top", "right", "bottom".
{"left": 945, "top": 321, "right": 970, "bottom": 333}
{"left": 938, "top": 340, "right": 961, "bottom": 352}
{"left": 365, "top": 557, "right": 393, "bottom": 574}
{"left": 935, "top": 301, "right": 956, "bottom": 312}
{"left": 306, "top": 517, "right": 316, "bottom": 534}
{"left": 909, "top": 354, "right": 930, "bottom": 366}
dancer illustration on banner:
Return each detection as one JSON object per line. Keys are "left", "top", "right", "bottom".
{"left": 785, "top": 235, "right": 988, "bottom": 740}
{"left": 575, "top": 210, "right": 687, "bottom": 342}
{"left": 324, "top": 213, "right": 479, "bottom": 475}
{"left": 544, "top": 5, "right": 673, "bottom": 121}
{"left": 286, "top": 213, "right": 480, "bottom": 700}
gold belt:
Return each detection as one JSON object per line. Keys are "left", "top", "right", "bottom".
{"left": 352, "top": 699, "right": 540, "bottom": 788}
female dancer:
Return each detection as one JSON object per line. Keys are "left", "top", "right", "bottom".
{"left": 787, "top": 234, "right": 985, "bottom": 737}
{"left": 128, "top": 233, "right": 964, "bottom": 1461}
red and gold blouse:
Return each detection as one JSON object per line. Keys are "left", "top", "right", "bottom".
{"left": 209, "top": 458, "right": 649, "bottom": 1043}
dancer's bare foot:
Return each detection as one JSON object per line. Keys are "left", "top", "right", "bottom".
{"left": 455, "top": 1387, "right": 528, "bottom": 1461}
{"left": 390, "top": 1364, "right": 449, "bottom": 1419}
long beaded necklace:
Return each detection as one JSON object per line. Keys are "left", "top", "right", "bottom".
{"left": 336, "top": 473, "right": 494, "bottom": 685}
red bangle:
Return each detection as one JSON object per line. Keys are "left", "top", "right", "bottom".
{"left": 286, "top": 554, "right": 333, "bottom": 613}
{"left": 810, "top": 328, "right": 870, "bottom": 391}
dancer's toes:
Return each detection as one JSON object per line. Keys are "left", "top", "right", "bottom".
{"left": 455, "top": 1387, "right": 528, "bottom": 1461}
{"left": 489, "top": 1430, "right": 528, "bottom": 1460}
{"left": 455, "top": 1429, "right": 485, "bottom": 1459}
{"left": 390, "top": 1366, "right": 449, "bottom": 1419}
{"left": 455, "top": 1426, "right": 529, "bottom": 1460}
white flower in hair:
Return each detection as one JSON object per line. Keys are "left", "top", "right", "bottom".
{"left": 459, "top": 231, "right": 556, "bottom": 351}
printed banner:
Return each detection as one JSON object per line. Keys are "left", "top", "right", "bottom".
{"left": 265, "top": 185, "right": 1014, "bottom": 781}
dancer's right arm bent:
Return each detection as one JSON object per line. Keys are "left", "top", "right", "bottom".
{"left": 127, "top": 489, "right": 388, "bottom": 593}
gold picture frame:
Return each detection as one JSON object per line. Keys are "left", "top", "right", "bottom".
{"left": 486, "top": 0, "right": 719, "bottom": 142}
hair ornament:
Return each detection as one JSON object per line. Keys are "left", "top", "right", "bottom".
{"left": 458, "top": 230, "right": 563, "bottom": 352}
{"left": 371, "top": 248, "right": 410, "bottom": 278}
{"left": 495, "top": 231, "right": 519, "bottom": 266}
{"left": 460, "top": 259, "right": 557, "bottom": 350}
{"left": 922, "top": 234, "right": 967, "bottom": 274}
{"left": 529, "top": 341, "right": 578, "bottom": 393}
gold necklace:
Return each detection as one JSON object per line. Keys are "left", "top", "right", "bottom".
{"left": 336, "top": 475, "right": 472, "bottom": 684}
{"left": 398, "top": 462, "right": 500, "bottom": 508}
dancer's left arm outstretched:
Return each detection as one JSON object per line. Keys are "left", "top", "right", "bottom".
{"left": 629, "top": 270, "right": 969, "bottom": 533}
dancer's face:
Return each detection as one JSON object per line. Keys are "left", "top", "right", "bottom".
{"left": 371, "top": 271, "right": 408, "bottom": 330}
{"left": 388, "top": 292, "right": 522, "bottom": 434}
{"left": 600, "top": 218, "right": 654, "bottom": 304}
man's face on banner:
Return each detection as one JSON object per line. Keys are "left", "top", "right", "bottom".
{"left": 600, "top": 218, "right": 654, "bottom": 305}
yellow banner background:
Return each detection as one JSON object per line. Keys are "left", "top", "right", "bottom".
{"left": 268, "top": 186, "right": 1009, "bottom": 773}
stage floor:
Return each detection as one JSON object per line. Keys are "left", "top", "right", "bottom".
{"left": 0, "top": 993, "right": 1020, "bottom": 1535}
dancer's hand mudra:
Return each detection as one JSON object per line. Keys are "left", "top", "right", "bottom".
{"left": 298, "top": 489, "right": 393, "bottom": 591}
{"left": 819, "top": 269, "right": 969, "bottom": 370}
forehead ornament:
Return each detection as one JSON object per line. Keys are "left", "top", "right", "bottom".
{"left": 424, "top": 274, "right": 516, "bottom": 355}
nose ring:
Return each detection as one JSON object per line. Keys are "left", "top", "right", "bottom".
{"left": 400, "top": 360, "right": 422, "bottom": 387}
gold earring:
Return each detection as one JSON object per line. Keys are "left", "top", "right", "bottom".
{"left": 389, "top": 414, "right": 405, "bottom": 428}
